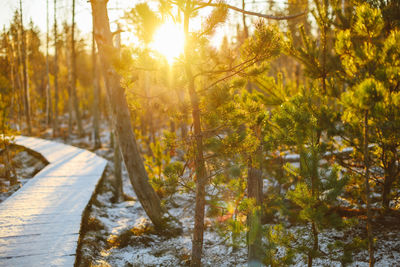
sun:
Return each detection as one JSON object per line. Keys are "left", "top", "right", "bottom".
{"left": 151, "top": 21, "right": 184, "bottom": 64}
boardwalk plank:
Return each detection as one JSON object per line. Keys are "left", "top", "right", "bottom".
{"left": 0, "top": 136, "right": 107, "bottom": 266}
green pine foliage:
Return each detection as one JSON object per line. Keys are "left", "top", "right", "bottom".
{"left": 144, "top": 132, "right": 184, "bottom": 199}
{"left": 263, "top": 85, "right": 354, "bottom": 265}
{"left": 1, "top": 0, "right": 399, "bottom": 265}
{"left": 337, "top": 3, "right": 400, "bottom": 210}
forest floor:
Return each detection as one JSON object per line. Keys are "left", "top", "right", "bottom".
{"left": 71, "top": 127, "right": 400, "bottom": 267}
{"left": 2, "top": 124, "right": 400, "bottom": 266}
{"left": 75, "top": 165, "right": 400, "bottom": 266}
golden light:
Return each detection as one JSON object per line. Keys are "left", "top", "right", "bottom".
{"left": 150, "top": 21, "right": 184, "bottom": 64}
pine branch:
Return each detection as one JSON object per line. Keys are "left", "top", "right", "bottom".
{"left": 194, "top": 55, "right": 257, "bottom": 78}
{"left": 194, "top": 1, "right": 307, "bottom": 20}
{"left": 200, "top": 62, "right": 252, "bottom": 92}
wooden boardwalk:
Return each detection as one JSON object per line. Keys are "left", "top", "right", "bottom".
{"left": 0, "top": 136, "right": 107, "bottom": 266}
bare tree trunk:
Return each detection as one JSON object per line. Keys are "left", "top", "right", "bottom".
{"left": 46, "top": 0, "right": 52, "bottom": 128}
{"left": 382, "top": 173, "right": 395, "bottom": 210}
{"left": 19, "top": 0, "right": 32, "bottom": 135}
{"left": 113, "top": 134, "right": 123, "bottom": 202}
{"left": 4, "top": 148, "right": 17, "bottom": 186}
{"left": 71, "top": 0, "right": 84, "bottom": 136}
{"left": 242, "top": 0, "right": 248, "bottom": 39}
{"left": 382, "top": 146, "right": 397, "bottom": 210}
{"left": 10, "top": 34, "right": 23, "bottom": 129}
{"left": 4, "top": 30, "right": 16, "bottom": 125}
{"left": 308, "top": 145, "right": 319, "bottom": 267}
{"left": 183, "top": 10, "right": 208, "bottom": 267}
{"left": 66, "top": 24, "right": 73, "bottom": 136}
{"left": 92, "top": 25, "right": 101, "bottom": 149}
{"left": 90, "top": 0, "right": 175, "bottom": 231}
{"left": 144, "top": 72, "right": 156, "bottom": 144}
{"left": 52, "top": 0, "right": 59, "bottom": 137}
{"left": 170, "top": 119, "right": 175, "bottom": 133}
{"left": 13, "top": 29, "right": 24, "bottom": 129}
{"left": 178, "top": 94, "right": 188, "bottom": 140}
{"left": 364, "top": 111, "right": 374, "bottom": 267}
{"left": 247, "top": 163, "right": 263, "bottom": 267}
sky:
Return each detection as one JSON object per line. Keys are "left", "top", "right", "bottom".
{"left": 1, "top": 0, "right": 131, "bottom": 36}
{"left": 0, "top": 0, "right": 287, "bottom": 48}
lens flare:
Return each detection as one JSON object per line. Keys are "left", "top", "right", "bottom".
{"left": 151, "top": 21, "right": 184, "bottom": 64}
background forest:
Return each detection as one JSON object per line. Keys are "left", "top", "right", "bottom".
{"left": 1, "top": 0, "right": 400, "bottom": 266}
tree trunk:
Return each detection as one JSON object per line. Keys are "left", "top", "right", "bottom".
{"left": 242, "top": 0, "right": 249, "bottom": 39}
{"left": 364, "top": 111, "right": 374, "bottom": 267}
{"left": 67, "top": 26, "right": 73, "bottom": 136}
{"left": 19, "top": 0, "right": 32, "bottom": 135}
{"left": 46, "top": 0, "right": 52, "bottom": 128}
{"left": 183, "top": 10, "right": 208, "bottom": 267}
{"left": 247, "top": 163, "right": 263, "bottom": 267}
{"left": 13, "top": 29, "right": 24, "bottom": 129}
{"left": 170, "top": 119, "right": 175, "bottom": 133}
{"left": 92, "top": 25, "right": 101, "bottom": 149}
{"left": 309, "top": 145, "right": 319, "bottom": 267}
{"left": 5, "top": 30, "right": 17, "bottom": 125}
{"left": 52, "top": 0, "right": 59, "bottom": 137}
{"left": 71, "top": 0, "right": 84, "bottom": 137}
{"left": 382, "top": 146, "right": 397, "bottom": 210}
{"left": 382, "top": 174, "right": 395, "bottom": 210}
{"left": 307, "top": 221, "right": 319, "bottom": 267}
{"left": 2, "top": 141, "right": 17, "bottom": 186}
{"left": 90, "top": 0, "right": 170, "bottom": 230}
{"left": 113, "top": 135, "right": 123, "bottom": 202}
{"left": 144, "top": 71, "right": 155, "bottom": 144}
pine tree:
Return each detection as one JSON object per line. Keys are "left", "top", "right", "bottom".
{"left": 335, "top": 3, "right": 399, "bottom": 265}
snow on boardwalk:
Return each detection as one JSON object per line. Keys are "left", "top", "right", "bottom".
{"left": 0, "top": 136, "right": 107, "bottom": 266}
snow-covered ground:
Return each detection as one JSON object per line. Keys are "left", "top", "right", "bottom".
{"left": 0, "top": 146, "right": 47, "bottom": 203}
{"left": 76, "top": 162, "right": 248, "bottom": 267}
{"left": 7, "top": 121, "right": 399, "bottom": 267}
{"left": 76, "top": 154, "right": 400, "bottom": 266}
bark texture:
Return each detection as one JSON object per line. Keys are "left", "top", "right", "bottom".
{"left": 364, "top": 111, "right": 374, "bottom": 267}
{"left": 70, "top": 0, "right": 84, "bottom": 136}
{"left": 247, "top": 165, "right": 263, "bottom": 267}
{"left": 183, "top": 10, "right": 208, "bottom": 267}
{"left": 382, "top": 146, "right": 398, "bottom": 210}
{"left": 92, "top": 27, "right": 101, "bottom": 149}
{"left": 52, "top": 0, "right": 59, "bottom": 137}
{"left": 113, "top": 134, "right": 123, "bottom": 202}
{"left": 90, "top": 0, "right": 167, "bottom": 230}
{"left": 19, "top": 0, "right": 32, "bottom": 134}
{"left": 46, "top": 0, "right": 52, "bottom": 127}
